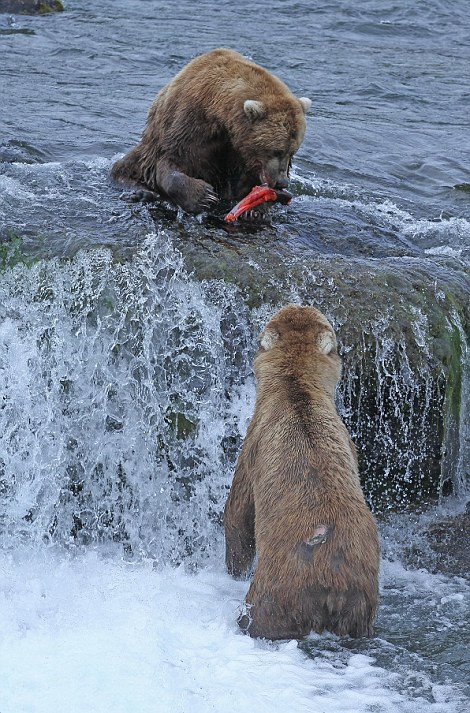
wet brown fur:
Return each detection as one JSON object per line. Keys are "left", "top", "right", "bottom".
{"left": 111, "top": 48, "right": 309, "bottom": 213}
{"left": 224, "top": 305, "right": 380, "bottom": 640}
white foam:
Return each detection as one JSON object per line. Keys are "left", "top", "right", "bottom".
{"left": 292, "top": 171, "right": 470, "bottom": 255}
{"left": 0, "top": 174, "right": 36, "bottom": 201}
{"left": 424, "top": 245, "right": 463, "bottom": 258}
{"left": 0, "top": 551, "right": 465, "bottom": 713}
{"left": 352, "top": 199, "right": 470, "bottom": 249}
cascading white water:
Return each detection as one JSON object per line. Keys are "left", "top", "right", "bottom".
{"left": 0, "top": 233, "right": 255, "bottom": 562}
{"left": 1, "top": 232, "right": 467, "bottom": 564}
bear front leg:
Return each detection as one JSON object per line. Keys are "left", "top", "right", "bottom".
{"left": 224, "top": 463, "right": 255, "bottom": 578}
{"left": 156, "top": 160, "right": 219, "bottom": 214}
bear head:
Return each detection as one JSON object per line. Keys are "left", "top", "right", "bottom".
{"left": 254, "top": 304, "right": 341, "bottom": 398}
{"left": 233, "top": 96, "right": 311, "bottom": 195}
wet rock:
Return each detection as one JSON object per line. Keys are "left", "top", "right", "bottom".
{"left": 0, "top": 1, "right": 64, "bottom": 14}
{"left": 424, "top": 506, "right": 470, "bottom": 577}
{"left": 167, "top": 224, "right": 469, "bottom": 509}
{"left": 0, "top": 216, "right": 467, "bottom": 515}
{"left": 404, "top": 505, "right": 470, "bottom": 577}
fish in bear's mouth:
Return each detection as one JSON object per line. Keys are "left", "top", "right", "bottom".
{"left": 225, "top": 184, "right": 293, "bottom": 222}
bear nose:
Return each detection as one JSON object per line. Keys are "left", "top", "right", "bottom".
{"left": 275, "top": 175, "right": 289, "bottom": 189}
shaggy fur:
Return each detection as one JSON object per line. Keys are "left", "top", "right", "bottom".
{"left": 224, "top": 305, "right": 380, "bottom": 640}
{"left": 111, "top": 48, "right": 311, "bottom": 213}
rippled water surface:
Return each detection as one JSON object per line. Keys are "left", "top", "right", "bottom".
{"left": 1, "top": 0, "right": 469, "bottom": 258}
{"left": 0, "top": 1, "right": 469, "bottom": 711}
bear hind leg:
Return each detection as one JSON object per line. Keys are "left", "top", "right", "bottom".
{"left": 111, "top": 146, "right": 145, "bottom": 186}
{"left": 325, "top": 589, "right": 376, "bottom": 637}
{"left": 240, "top": 587, "right": 319, "bottom": 640}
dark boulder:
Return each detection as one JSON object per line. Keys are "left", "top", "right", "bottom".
{"left": 0, "top": 1, "right": 64, "bottom": 15}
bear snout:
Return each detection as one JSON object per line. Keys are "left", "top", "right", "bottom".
{"left": 275, "top": 174, "right": 289, "bottom": 189}
{"left": 260, "top": 170, "right": 289, "bottom": 190}
{"left": 261, "top": 157, "right": 290, "bottom": 191}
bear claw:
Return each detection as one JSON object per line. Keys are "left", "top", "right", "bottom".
{"left": 200, "top": 188, "right": 219, "bottom": 211}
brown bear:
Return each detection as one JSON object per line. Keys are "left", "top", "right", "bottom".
{"left": 224, "top": 305, "right": 380, "bottom": 640}
{"left": 111, "top": 48, "right": 311, "bottom": 214}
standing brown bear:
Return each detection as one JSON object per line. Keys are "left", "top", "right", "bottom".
{"left": 224, "top": 305, "right": 380, "bottom": 640}
{"left": 111, "top": 48, "right": 311, "bottom": 214}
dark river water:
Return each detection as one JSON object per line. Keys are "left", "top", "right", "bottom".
{"left": 0, "top": 1, "right": 469, "bottom": 711}
{"left": 1, "top": 0, "right": 469, "bottom": 259}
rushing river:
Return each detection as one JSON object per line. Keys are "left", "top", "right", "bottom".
{"left": 0, "top": 1, "right": 469, "bottom": 711}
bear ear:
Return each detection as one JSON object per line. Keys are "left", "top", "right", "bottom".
{"left": 244, "top": 99, "right": 266, "bottom": 122}
{"left": 298, "top": 97, "right": 312, "bottom": 114}
{"left": 317, "top": 330, "right": 335, "bottom": 355}
{"left": 260, "top": 328, "right": 279, "bottom": 351}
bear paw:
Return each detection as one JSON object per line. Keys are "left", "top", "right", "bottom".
{"left": 172, "top": 175, "right": 219, "bottom": 214}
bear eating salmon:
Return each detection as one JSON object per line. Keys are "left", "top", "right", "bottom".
{"left": 111, "top": 48, "right": 311, "bottom": 215}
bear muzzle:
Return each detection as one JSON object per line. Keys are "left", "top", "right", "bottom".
{"left": 261, "top": 160, "right": 290, "bottom": 190}
{"left": 275, "top": 174, "right": 289, "bottom": 190}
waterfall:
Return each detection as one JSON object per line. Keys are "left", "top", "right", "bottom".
{"left": 0, "top": 233, "right": 468, "bottom": 564}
